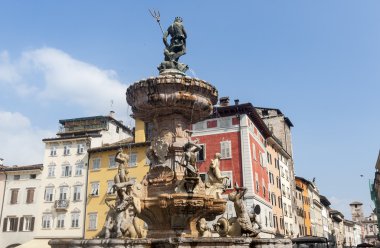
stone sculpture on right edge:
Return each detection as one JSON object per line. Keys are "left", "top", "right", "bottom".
{"left": 214, "top": 183, "right": 262, "bottom": 237}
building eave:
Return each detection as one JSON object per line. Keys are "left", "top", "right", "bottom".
{"left": 88, "top": 141, "right": 150, "bottom": 153}
{"left": 212, "top": 103, "right": 272, "bottom": 139}
{"left": 43, "top": 134, "right": 100, "bottom": 142}
{"left": 0, "top": 164, "right": 43, "bottom": 172}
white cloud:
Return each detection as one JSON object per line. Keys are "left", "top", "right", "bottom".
{"left": 0, "top": 47, "right": 130, "bottom": 120}
{"left": 0, "top": 111, "right": 54, "bottom": 165}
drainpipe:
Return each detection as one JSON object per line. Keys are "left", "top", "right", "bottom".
{"left": 82, "top": 138, "right": 91, "bottom": 239}
{"left": 234, "top": 100, "right": 243, "bottom": 187}
{"left": 0, "top": 170, "right": 7, "bottom": 227}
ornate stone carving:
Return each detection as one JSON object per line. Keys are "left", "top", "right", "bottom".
{"left": 214, "top": 184, "right": 261, "bottom": 237}
{"left": 196, "top": 218, "right": 212, "bottom": 238}
{"left": 97, "top": 151, "right": 147, "bottom": 239}
{"left": 151, "top": 138, "right": 169, "bottom": 164}
{"left": 147, "top": 166, "right": 174, "bottom": 186}
{"left": 205, "top": 153, "right": 229, "bottom": 199}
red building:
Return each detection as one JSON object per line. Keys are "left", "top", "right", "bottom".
{"left": 192, "top": 99, "right": 274, "bottom": 236}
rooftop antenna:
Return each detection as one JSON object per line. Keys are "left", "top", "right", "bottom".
{"left": 149, "top": 9, "right": 164, "bottom": 35}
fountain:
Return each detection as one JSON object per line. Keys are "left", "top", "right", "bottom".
{"left": 49, "top": 16, "right": 292, "bottom": 248}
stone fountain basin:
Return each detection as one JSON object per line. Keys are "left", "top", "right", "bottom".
{"left": 138, "top": 193, "right": 226, "bottom": 238}
{"left": 126, "top": 74, "right": 218, "bottom": 123}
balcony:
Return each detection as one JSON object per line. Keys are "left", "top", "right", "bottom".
{"left": 54, "top": 199, "right": 69, "bottom": 210}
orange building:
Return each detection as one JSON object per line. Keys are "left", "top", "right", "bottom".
{"left": 295, "top": 176, "right": 312, "bottom": 236}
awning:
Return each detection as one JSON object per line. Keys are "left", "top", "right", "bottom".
{"left": 17, "top": 239, "right": 50, "bottom": 248}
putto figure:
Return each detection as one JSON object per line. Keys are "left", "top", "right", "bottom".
{"left": 158, "top": 17, "right": 189, "bottom": 73}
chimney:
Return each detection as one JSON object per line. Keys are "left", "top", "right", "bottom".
{"left": 219, "top": 97, "right": 230, "bottom": 107}
{"left": 234, "top": 99, "right": 240, "bottom": 105}
{"left": 109, "top": 110, "right": 115, "bottom": 118}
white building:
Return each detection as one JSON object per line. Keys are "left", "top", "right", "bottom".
{"left": 0, "top": 164, "right": 43, "bottom": 248}
{"left": 34, "top": 115, "right": 131, "bottom": 241}
{"left": 279, "top": 157, "right": 294, "bottom": 237}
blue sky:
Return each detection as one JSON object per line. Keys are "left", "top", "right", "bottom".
{"left": 0, "top": 1, "right": 379, "bottom": 218}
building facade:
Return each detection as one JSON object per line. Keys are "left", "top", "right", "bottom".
{"left": 192, "top": 101, "right": 274, "bottom": 237}
{"left": 84, "top": 139, "right": 149, "bottom": 238}
{"left": 295, "top": 176, "right": 312, "bottom": 236}
{"left": 34, "top": 115, "right": 131, "bottom": 240}
{"left": 0, "top": 164, "right": 43, "bottom": 248}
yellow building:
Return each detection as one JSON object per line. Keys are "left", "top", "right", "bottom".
{"left": 295, "top": 176, "right": 312, "bottom": 236}
{"left": 84, "top": 119, "right": 150, "bottom": 238}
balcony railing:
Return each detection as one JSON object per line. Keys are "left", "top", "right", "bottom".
{"left": 54, "top": 199, "right": 69, "bottom": 210}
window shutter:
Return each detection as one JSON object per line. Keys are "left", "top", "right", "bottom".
{"left": 3, "top": 218, "right": 7, "bottom": 232}
{"left": 31, "top": 217, "right": 35, "bottom": 231}
{"left": 14, "top": 217, "right": 18, "bottom": 232}
{"left": 19, "top": 217, "right": 24, "bottom": 231}
{"left": 30, "top": 189, "right": 35, "bottom": 203}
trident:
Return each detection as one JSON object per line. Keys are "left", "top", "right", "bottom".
{"left": 149, "top": 9, "right": 164, "bottom": 35}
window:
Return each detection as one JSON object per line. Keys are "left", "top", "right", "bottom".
{"left": 219, "top": 117, "right": 230, "bottom": 128}
{"left": 259, "top": 153, "right": 264, "bottom": 167}
{"left": 14, "top": 175, "right": 20, "bottom": 180}
{"left": 107, "top": 180, "right": 114, "bottom": 194}
{"left": 44, "top": 187, "right": 54, "bottom": 202}
{"left": 61, "top": 164, "right": 72, "bottom": 177}
{"left": 3, "top": 217, "right": 18, "bottom": 232}
{"left": 73, "top": 186, "right": 81, "bottom": 201}
{"left": 57, "top": 214, "right": 65, "bottom": 228}
{"left": 26, "top": 188, "right": 35, "bottom": 204}
{"left": 42, "top": 214, "right": 52, "bottom": 229}
{"left": 89, "top": 213, "right": 97, "bottom": 230}
{"left": 48, "top": 165, "right": 55, "bottom": 177}
{"left": 108, "top": 156, "right": 116, "bottom": 168}
{"left": 92, "top": 158, "right": 101, "bottom": 170}
{"left": 220, "top": 141, "right": 231, "bottom": 159}
{"left": 63, "top": 145, "right": 70, "bottom": 156}
{"left": 221, "top": 171, "right": 233, "bottom": 189}
{"left": 10, "top": 189, "right": 19, "bottom": 204}
{"left": 263, "top": 186, "right": 266, "bottom": 198}
{"left": 71, "top": 213, "right": 80, "bottom": 228}
{"left": 20, "top": 216, "right": 34, "bottom": 231}
{"left": 196, "top": 144, "right": 206, "bottom": 161}
{"left": 91, "top": 182, "right": 99, "bottom": 196}
{"left": 59, "top": 187, "right": 68, "bottom": 200}
{"left": 207, "top": 120, "right": 217, "bottom": 128}
{"left": 129, "top": 153, "right": 137, "bottom": 167}
{"left": 75, "top": 163, "right": 83, "bottom": 176}
{"left": 50, "top": 146, "right": 57, "bottom": 156}
{"left": 77, "top": 144, "right": 84, "bottom": 154}
{"left": 30, "top": 174, "right": 36, "bottom": 179}
{"left": 252, "top": 144, "right": 257, "bottom": 161}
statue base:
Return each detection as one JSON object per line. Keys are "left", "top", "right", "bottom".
{"left": 49, "top": 237, "right": 293, "bottom": 248}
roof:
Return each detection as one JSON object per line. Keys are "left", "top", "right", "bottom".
{"left": 330, "top": 209, "right": 345, "bottom": 218}
{"left": 349, "top": 201, "right": 363, "bottom": 206}
{"left": 320, "top": 195, "right": 331, "bottom": 207}
{"left": 59, "top": 115, "right": 132, "bottom": 134}
{"left": 295, "top": 176, "right": 313, "bottom": 186}
{"left": 211, "top": 102, "right": 272, "bottom": 139}
{"left": 255, "top": 106, "right": 294, "bottom": 127}
{"left": 0, "top": 164, "right": 43, "bottom": 172}
{"left": 43, "top": 133, "right": 101, "bottom": 142}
